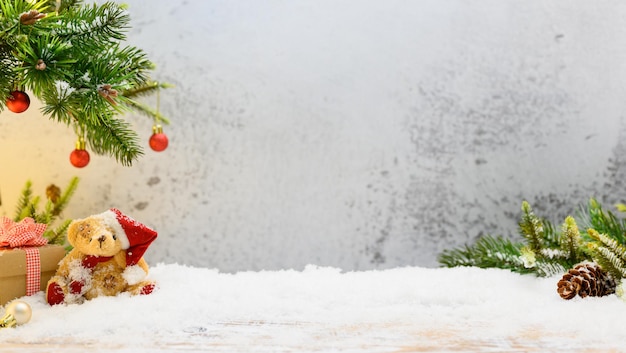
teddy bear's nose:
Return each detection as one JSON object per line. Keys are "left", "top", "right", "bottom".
{"left": 98, "top": 235, "right": 106, "bottom": 244}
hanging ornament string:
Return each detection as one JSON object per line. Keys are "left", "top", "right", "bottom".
{"left": 149, "top": 83, "right": 169, "bottom": 152}
{"left": 155, "top": 84, "right": 161, "bottom": 126}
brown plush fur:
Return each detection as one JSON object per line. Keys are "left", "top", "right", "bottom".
{"left": 46, "top": 215, "right": 153, "bottom": 304}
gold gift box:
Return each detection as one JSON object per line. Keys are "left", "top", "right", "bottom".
{"left": 0, "top": 245, "right": 66, "bottom": 305}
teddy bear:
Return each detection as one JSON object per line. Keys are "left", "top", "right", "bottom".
{"left": 46, "top": 208, "right": 158, "bottom": 305}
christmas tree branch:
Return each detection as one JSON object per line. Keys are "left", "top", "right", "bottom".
{"left": 123, "top": 81, "right": 173, "bottom": 98}
{"left": 0, "top": 0, "right": 171, "bottom": 165}
{"left": 87, "top": 115, "right": 143, "bottom": 166}
{"left": 124, "top": 99, "right": 171, "bottom": 125}
{"left": 54, "top": 2, "right": 129, "bottom": 43}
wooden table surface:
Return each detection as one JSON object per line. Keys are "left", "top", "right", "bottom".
{"left": 3, "top": 320, "right": 623, "bottom": 353}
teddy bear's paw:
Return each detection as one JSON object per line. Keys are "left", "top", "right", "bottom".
{"left": 140, "top": 283, "right": 156, "bottom": 295}
{"left": 69, "top": 280, "right": 85, "bottom": 295}
{"left": 46, "top": 281, "right": 65, "bottom": 305}
{"left": 128, "top": 281, "right": 156, "bottom": 296}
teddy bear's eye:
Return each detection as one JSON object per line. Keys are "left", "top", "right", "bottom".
{"left": 112, "top": 234, "right": 117, "bottom": 240}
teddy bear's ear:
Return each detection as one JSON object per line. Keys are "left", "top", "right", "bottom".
{"left": 66, "top": 220, "right": 82, "bottom": 246}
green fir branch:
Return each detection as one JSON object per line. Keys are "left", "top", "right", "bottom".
{"left": 580, "top": 198, "right": 626, "bottom": 244}
{"left": 11, "top": 178, "right": 78, "bottom": 244}
{"left": 13, "top": 180, "right": 34, "bottom": 222}
{"left": 22, "top": 196, "right": 41, "bottom": 222}
{"left": 560, "top": 216, "right": 584, "bottom": 264}
{"left": 124, "top": 99, "right": 171, "bottom": 124}
{"left": 519, "top": 201, "right": 544, "bottom": 253}
{"left": 86, "top": 115, "right": 143, "bottom": 166}
{"left": 587, "top": 228, "right": 626, "bottom": 279}
{"left": 14, "top": 34, "right": 76, "bottom": 96}
{"left": 41, "top": 0, "right": 83, "bottom": 13}
{"left": 43, "top": 219, "right": 72, "bottom": 245}
{"left": 0, "top": 1, "right": 171, "bottom": 165}
{"left": 529, "top": 259, "right": 568, "bottom": 277}
{"left": 40, "top": 82, "right": 75, "bottom": 124}
{"left": 50, "top": 176, "right": 79, "bottom": 218}
{"left": 439, "top": 200, "right": 595, "bottom": 277}
{"left": 438, "top": 235, "right": 526, "bottom": 272}
{"left": 123, "top": 81, "right": 173, "bottom": 99}
{"left": 438, "top": 234, "right": 568, "bottom": 277}
{"left": 587, "top": 242, "right": 626, "bottom": 280}
{"left": 54, "top": 2, "right": 129, "bottom": 44}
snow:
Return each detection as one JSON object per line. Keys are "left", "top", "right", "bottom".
{"left": 2, "top": 264, "right": 626, "bottom": 352}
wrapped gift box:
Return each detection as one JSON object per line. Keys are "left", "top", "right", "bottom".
{"left": 0, "top": 245, "right": 66, "bottom": 305}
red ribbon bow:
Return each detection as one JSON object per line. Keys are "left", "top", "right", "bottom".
{"left": 0, "top": 217, "right": 48, "bottom": 248}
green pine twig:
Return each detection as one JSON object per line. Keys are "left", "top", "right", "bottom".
{"left": 13, "top": 180, "right": 34, "bottom": 222}
{"left": 587, "top": 229, "right": 626, "bottom": 279}
{"left": 581, "top": 198, "right": 626, "bottom": 244}
{"left": 560, "top": 216, "right": 584, "bottom": 264}
{"left": 12, "top": 177, "right": 79, "bottom": 244}
{"left": 438, "top": 235, "right": 526, "bottom": 272}
{"left": 519, "top": 201, "right": 544, "bottom": 253}
{"left": 43, "top": 219, "right": 72, "bottom": 245}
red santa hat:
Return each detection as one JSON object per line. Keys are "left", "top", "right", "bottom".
{"left": 99, "top": 208, "right": 158, "bottom": 266}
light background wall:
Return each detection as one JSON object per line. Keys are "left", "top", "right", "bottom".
{"left": 2, "top": 0, "right": 626, "bottom": 272}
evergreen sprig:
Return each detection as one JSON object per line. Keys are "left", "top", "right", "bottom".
{"left": 87, "top": 114, "right": 143, "bottom": 166}
{"left": 0, "top": 0, "right": 170, "bottom": 165}
{"left": 438, "top": 233, "right": 569, "bottom": 277}
{"left": 580, "top": 199, "right": 626, "bottom": 244}
{"left": 13, "top": 177, "right": 79, "bottom": 245}
{"left": 438, "top": 235, "right": 524, "bottom": 270}
{"left": 54, "top": 2, "right": 130, "bottom": 44}
{"left": 519, "top": 201, "right": 545, "bottom": 252}
{"left": 13, "top": 180, "right": 34, "bottom": 221}
{"left": 587, "top": 229, "right": 626, "bottom": 279}
{"left": 561, "top": 216, "right": 584, "bottom": 264}
{"left": 440, "top": 198, "right": 626, "bottom": 286}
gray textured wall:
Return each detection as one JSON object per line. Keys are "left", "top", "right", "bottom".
{"left": 2, "top": 1, "right": 626, "bottom": 271}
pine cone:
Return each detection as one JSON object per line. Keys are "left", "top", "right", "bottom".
{"left": 557, "top": 263, "right": 616, "bottom": 300}
{"left": 20, "top": 10, "right": 46, "bottom": 25}
{"left": 46, "top": 184, "right": 61, "bottom": 203}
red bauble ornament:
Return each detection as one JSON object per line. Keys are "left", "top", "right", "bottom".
{"left": 70, "top": 138, "right": 90, "bottom": 168}
{"left": 70, "top": 149, "right": 90, "bottom": 168}
{"left": 6, "top": 90, "right": 30, "bottom": 113}
{"left": 70, "top": 137, "right": 89, "bottom": 168}
{"left": 149, "top": 125, "right": 169, "bottom": 152}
